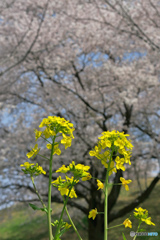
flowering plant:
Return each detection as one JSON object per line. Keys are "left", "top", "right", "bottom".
{"left": 20, "top": 116, "right": 155, "bottom": 240}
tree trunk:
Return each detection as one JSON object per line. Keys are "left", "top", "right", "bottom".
{"left": 88, "top": 168, "right": 104, "bottom": 240}
{"left": 88, "top": 170, "right": 123, "bottom": 240}
{"left": 88, "top": 214, "right": 104, "bottom": 240}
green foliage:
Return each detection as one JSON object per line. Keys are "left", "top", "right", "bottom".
{"left": 138, "top": 229, "right": 146, "bottom": 232}
{"left": 122, "top": 232, "right": 127, "bottom": 240}
{"left": 29, "top": 203, "right": 48, "bottom": 214}
{"left": 0, "top": 204, "right": 48, "bottom": 240}
{"left": 0, "top": 203, "right": 87, "bottom": 240}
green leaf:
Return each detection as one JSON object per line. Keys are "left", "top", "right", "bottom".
{"left": 122, "top": 232, "right": 127, "bottom": 240}
{"left": 43, "top": 207, "right": 48, "bottom": 214}
{"left": 139, "top": 228, "right": 146, "bottom": 232}
{"left": 29, "top": 203, "right": 47, "bottom": 213}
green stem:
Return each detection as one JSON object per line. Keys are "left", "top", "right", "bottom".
{"left": 54, "top": 182, "right": 75, "bottom": 239}
{"left": 91, "top": 177, "right": 105, "bottom": 182}
{"left": 37, "top": 153, "right": 50, "bottom": 161}
{"left": 107, "top": 223, "right": 123, "bottom": 230}
{"left": 40, "top": 135, "right": 52, "bottom": 144}
{"left": 104, "top": 149, "right": 114, "bottom": 240}
{"left": 31, "top": 176, "right": 47, "bottom": 210}
{"left": 133, "top": 222, "right": 141, "bottom": 240}
{"left": 104, "top": 171, "right": 109, "bottom": 240}
{"left": 65, "top": 205, "right": 82, "bottom": 240}
{"left": 47, "top": 136, "right": 56, "bottom": 240}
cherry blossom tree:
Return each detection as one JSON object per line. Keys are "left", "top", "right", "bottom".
{"left": 0, "top": 0, "right": 160, "bottom": 239}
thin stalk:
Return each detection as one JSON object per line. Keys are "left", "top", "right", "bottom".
{"left": 47, "top": 136, "right": 56, "bottom": 240}
{"left": 104, "top": 172, "right": 109, "bottom": 240}
{"left": 37, "top": 153, "right": 50, "bottom": 161}
{"left": 40, "top": 135, "right": 52, "bottom": 144}
{"left": 65, "top": 205, "right": 82, "bottom": 240}
{"left": 31, "top": 176, "right": 46, "bottom": 210}
{"left": 133, "top": 222, "right": 141, "bottom": 240}
{"left": 54, "top": 182, "right": 75, "bottom": 239}
{"left": 107, "top": 223, "right": 123, "bottom": 230}
{"left": 104, "top": 149, "right": 114, "bottom": 240}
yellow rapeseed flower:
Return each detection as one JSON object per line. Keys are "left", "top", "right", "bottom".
{"left": 26, "top": 144, "right": 40, "bottom": 159}
{"left": 89, "top": 130, "right": 133, "bottom": 176}
{"left": 34, "top": 129, "right": 42, "bottom": 141}
{"left": 52, "top": 175, "right": 78, "bottom": 198}
{"left": 101, "top": 159, "right": 108, "bottom": 168}
{"left": 56, "top": 165, "right": 69, "bottom": 173}
{"left": 66, "top": 161, "right": 91, "bottom": 180}
{"left": 53, "top": 144, "right": 61, "bottom": 155}
{"left": 20, "top": 162, "right": 46, "bottom": 176}
{"left": 89, "top": 145, "right": 101, "bottom": 159}
{"left": 43, "top": 128, "right": 52, "bottom": 138}
{"left": 120, "top": 177, "right": 132, "bottom": 191}
{"left": 39, "top": 116, "right": 75, "bottom": 143}
{"left": 37, "top": 166, "right": 46, "bottom": 175}
{"left": 81, "top": 173, "right": 92, "bottom": 181}
{"left": 142, "top": 217, "right": 155, "bottom": 226}
{"left": 114, "top": 138, "right": 125, "bottom": 150}
{"left": 115, "top": 156, "right": 125, "bottom": 171}
{"left": 109, "top": 160, "right": 117, "bottom": 176}
{"left": 46, "top": 143, "right": 61, "bottom": 155}
{"left": 52, "top": 176, "right": 65, "bottom": 185}
{"left": 61, "top": 134, "right": 72, "bottom": 149}
{"left": 133, "top": 207, "right": 155, "bottom": 226}
{"left": 88, "top": 208, "right": 98, "bottom": 220}
{"left": 69, "top": 188, "right": 77, "bottom": 198}
{"left": 75, "top": 164, "right": 90, "bottom": 172}
{"left": 58, "top": 186, "right": 69, "bottom": 196}
{"left": 39, "top": 118, "right": 50, "bottom": 128}
{"left": 134, "top": 207, "right": 147, "bottom": 218}
{"left": 97, "top": 179, "right": 104, "bottom": 190}
{"left": 64, "top": 223, "right": 72, "bottom": 229}
{"left": 123, "top": 218, "right": 132, "bottom": 228}
{"left": 20, "top": 162, "right": 34, "bottom": 168}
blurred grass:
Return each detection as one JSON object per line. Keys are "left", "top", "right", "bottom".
{"left": 0, "top": 177, "right": 159, "bottom": 240}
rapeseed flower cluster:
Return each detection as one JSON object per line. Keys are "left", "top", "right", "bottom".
{"left": 56, "top": 161, "right": 92, "bottom": 181}
{"left": 52, "top": 219, "right": 71, "bottom": 229}
{"left": 134, "top": 207, "right": 155, "bottom": 226}
{"left": 27, "top": 116, "right": 75, "bottom": 159}
{"left": 89, "top": 130, "right": 133, "bottom": 175}
{"left": 52, "top": 161, "right": 91, "bottom": 198}
{"left": 20, "top": 162, "right": 46, "bottom": 176}
{"left": 38, "top": 116, "right": 74, "bottom": 145}
{"left": 19, "top": 117, "right": 156, "bottom": 240}
{"left": 52, "top": 176, "right": 78, "bottom": 198}
{"left": 88, "top": 131, "right": 133, "bottom": 223}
